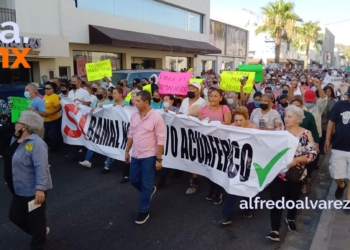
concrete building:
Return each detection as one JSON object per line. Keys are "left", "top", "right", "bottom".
{"left": 196, "top": 19, "right": 249, "bottom": 74}
{"left": 321, "top": 27, "right": 335, "bottom": 69}
{"left": 0, "top": 0, "right": 221, "bottom": 84}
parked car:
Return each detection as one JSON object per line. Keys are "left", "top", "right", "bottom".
{"left": 112, "top": 70, "right": 161, "bottom": 88}
{"left": 0, "top": 83, "right": 44, "bottom": 100}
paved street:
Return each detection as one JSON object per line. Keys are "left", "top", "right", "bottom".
{"left": 0, "top": 151, "right": 329, "bottom": 250}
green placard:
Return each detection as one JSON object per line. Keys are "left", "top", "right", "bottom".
{"left": 238, "top": 64, "right": 263, "bottom": 82}
{"left": 9, "top": 96, "right": 32, "bottom": 123}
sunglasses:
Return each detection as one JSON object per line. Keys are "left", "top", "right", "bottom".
{"left": 45, "top": 88, "right": 52, "bottom": 90}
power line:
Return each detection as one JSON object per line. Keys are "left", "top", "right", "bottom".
{"left": 324, "top": 19, "right": 350, "bottom": 26}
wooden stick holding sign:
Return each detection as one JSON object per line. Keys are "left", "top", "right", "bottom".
{"left": 158, "top": 71, "right": 192, "bottom": 95}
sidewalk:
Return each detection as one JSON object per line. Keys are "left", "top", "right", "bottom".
{"left": 310, "top": 156, "right": 350, "bottom": 250}
{"left": 310, "top": 180, "right": 350, "bottom": 249}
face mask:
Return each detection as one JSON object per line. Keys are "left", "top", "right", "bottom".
{"left": 187, "top": 92, "right": 195, "bottom": 99}
{"left": 153, "top": 97, "right": 160, "bottom": 103}
{"left": 227, "top": 98, "right": 234, "bottom": 105}
{"left": 275, "top": 86, "right": 281, "bottom": 89}
{"left": 96, "top": 94, "right": 103, "bottom": 100}
{"left": 70, "top": 84, "right": 77, "bottom": 90}
{"left": 304, "top": 102, "right": 315, "bottom": 108}
{"left": 254, "top": 101, "right": 260, "bottom": 107}
{"left": 24, "top": 91, "right": 30, "bottom": 98}
{"left": 92, "top": 87, "right": 97, "bottom": 92}
{"left": 14, "top": 128, "right": 24, "bottom": 139}
{"left": 281, "top": 102, "right": 289, "bottom": 108}
{"left": 108, "top": 96, "right": 113, "bottom": 100}
{"left": 163, "top": 102, "right": 170, "bottom": 108}
{"left": 260, "top": 103, "right": 269, "bottom": 110}
{"left": 61, "top": 90, "right": 67, "bottom": 95}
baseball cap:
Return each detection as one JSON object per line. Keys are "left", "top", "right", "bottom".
{"left": 344, "top": 86, "right": 350, "bottom": 96}
{"left": 188, "top": 82, "right": 201, "bottom": 91}
{"left": 304, "top": 90, "right": 316, "bottom": 102}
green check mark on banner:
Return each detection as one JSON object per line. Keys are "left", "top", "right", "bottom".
{"left": 253, "top": 148, "right": 291, "bottom": 187}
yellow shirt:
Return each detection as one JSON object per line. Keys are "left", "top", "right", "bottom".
{"left": 43, "top": 93, "right": 61, "bottom": 122}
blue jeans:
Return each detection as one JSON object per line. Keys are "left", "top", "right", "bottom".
{"left": 129, "top": 156, "right": 156, "bottom": 213}
{"left": 44, "top": 117, "right": 63, "bottom": 148}
{"left": 85, "top": 150, "right": 112, "bottom": 168}
{"left": 222, "top": 195, "right": 253, "bottom": 219}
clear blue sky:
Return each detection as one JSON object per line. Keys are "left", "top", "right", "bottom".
{"left": 211, "top": 0, "right": 350, "bottom": 45}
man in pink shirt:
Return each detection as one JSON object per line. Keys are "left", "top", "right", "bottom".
{"left": 125, "top": 90, "right": 166, "bottom": 225}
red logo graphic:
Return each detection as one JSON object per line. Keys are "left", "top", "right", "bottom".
{"left": 63, "top": 104, "right": 88, "bottom": 139}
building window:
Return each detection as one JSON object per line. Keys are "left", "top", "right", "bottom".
{"left": 77, "top": 0, "right": 203, "bottom": 33}
{"left": 73, "top": 50, "right": 122, "bottom": 77}
{"left": 209, "top": 20, "right": 226, "bottom": 55}
{"left": 165, "top": 56, "right": 191, "bottom": 72}
{"left": 226, "top": 26, "right": 248, "bottom": 58}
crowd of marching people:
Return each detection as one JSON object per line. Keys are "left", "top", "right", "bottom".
{"left": 1, "top": 67, "right": 350, "bottom": 249}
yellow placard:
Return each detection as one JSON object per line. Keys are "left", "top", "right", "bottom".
{"left": 25, "top": 142, "right": 34, "bottom": 151}
{"left": 220, "top": 71, "right": 255, "bottom": 93}
{"left": 85, "top": 59, "right": 113, "bottom": 82}
{"left": 189, "top": 78, "right": 204, "bottom": 84}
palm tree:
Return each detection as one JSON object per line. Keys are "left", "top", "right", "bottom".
{"left": 256, "top": 0, "right": 302, "bottom": 63}
{"left": 292, "top": 21, "right": 324, "bottom": 69}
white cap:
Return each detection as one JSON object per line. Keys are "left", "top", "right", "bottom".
{"left": 188, "top": 82, "right": 201, "bottom": 91}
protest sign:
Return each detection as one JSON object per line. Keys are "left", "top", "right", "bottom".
{"left": 61, "top": 98, "right": 298, "bottom": 197}
{"left": 9, "top": 96, "right": 31, "bottom": 122}
{"left": 85, "top": 59, "right": 112, "bottom": 82}
{"left": 238, "top": 64, "right": 263, "bottom": 82}
{"left": 322, "top": 74, "right": 343, "bottom": 90}
{"left": 158, "top": 71, "right": 192, "bottom": 95}
{"left": 189, "top": 78, "right": 204, "bottom": 84}
{"left": 220, "top": 71, "right": 255, "bottom": 93}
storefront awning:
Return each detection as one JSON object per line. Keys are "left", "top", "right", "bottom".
{"left": 248, "top": 58, "right": 262, "bottom": 64}
{"left": 267, "top": 58, "right": 289, "bottom": 64}
{"left": 89, "top": 25, "right": 222, "bottom": 54}
{"left": 287, "top": 59, "right": 298, "bottom": 64}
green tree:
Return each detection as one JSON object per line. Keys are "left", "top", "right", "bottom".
{"left": 256, "top": 0, "right": 302, "bottom": 63}
{"left": 292, "top": 21, "right": 324, "bottom": 69}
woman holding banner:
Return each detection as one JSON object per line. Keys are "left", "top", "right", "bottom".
{"left": 221, "top": 106, "right": 257, "bottom": 225}
{"left": 266, "top": 105, "right": 317, "bottom": 242}
{"left": 79, "top": 87, "right": 114, "bottom": 169}
{"left": 198, "top": 89, "right": 232, "bottom": 204}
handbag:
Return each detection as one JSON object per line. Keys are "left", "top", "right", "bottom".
{"left": 285, "top": 164, "right": 304, "bottom": 182}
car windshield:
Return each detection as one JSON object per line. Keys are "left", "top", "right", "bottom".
{"left": 112, "top": 73, "right": 128, "bottom": 85}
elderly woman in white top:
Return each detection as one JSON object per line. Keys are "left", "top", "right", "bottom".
{"left": 4, "top": 110, "right": 52, "bottom": 250}
{"left": 266, "top": 105, "right": 317, "bottom": 242}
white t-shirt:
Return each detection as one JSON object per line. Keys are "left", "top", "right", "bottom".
{"left": 68, "top": 88, "right": 91, "bottom": 104}
{"left": 179, "top": 97, "right": 207, "bottom": 115}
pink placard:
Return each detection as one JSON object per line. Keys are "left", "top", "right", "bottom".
{"left": 158, "top": 71, "right": 192, "bottom": 95}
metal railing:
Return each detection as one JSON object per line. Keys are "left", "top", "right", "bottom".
{"left": 0, "top": 8, "right": 16, "bottom": 29}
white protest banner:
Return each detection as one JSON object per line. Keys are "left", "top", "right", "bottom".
{"left": 61, "top": 98, "right": 298, "bottom": 197}
{"left": 322, "top": 74, "right": 343, "bottom": 90}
